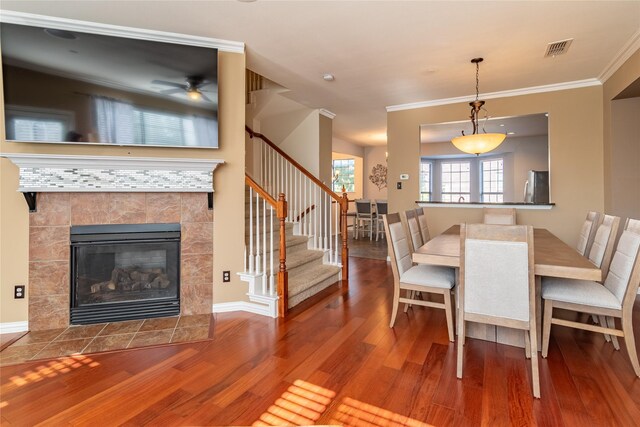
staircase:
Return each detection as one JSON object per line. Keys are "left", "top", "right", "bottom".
{"left": 243, "top": 188, "right": 342, "bottom": 308}
{"left": 240, "top": 127, "right": 349, "bottom": 318}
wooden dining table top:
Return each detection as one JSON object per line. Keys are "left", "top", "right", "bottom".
{"left": 412, "top": 225, "right": 602, "bottom": 282}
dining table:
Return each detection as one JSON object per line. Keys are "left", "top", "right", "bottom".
{"left": 412, "top": 224, "right": 602, "bottom": 348}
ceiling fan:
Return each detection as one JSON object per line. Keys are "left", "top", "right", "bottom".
{"left": 151, "top": 75, "right": 214, "bottom": 102}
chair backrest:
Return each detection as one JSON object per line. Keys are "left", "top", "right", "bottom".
{"left": 376, "top": 201, "right": 388, "bottom": 215}
{"left": 383, "top": 213, "right": 413, "bottom": 284}
{"left": 576, "top": 211, "right": 601, "bottom": 256}
{"left": 604, "top": 218, "right": 640, "bottom": 310}
{"left": 355, "top": 200, "right": 372, "bottom": 216}
{"left": 587, "top": 214, "right": 620, "bottom": 274}
{"left": 460, "top": 224, "right": 534, "bottom": 324}
{"left": 483, "top": 207, "right": 517, "bottom": 225}
{"left": 401, "top": 209, "right": 423, "bottom": 253}
{"left": 415, "top": 207, "right": 431, "bottom": 242}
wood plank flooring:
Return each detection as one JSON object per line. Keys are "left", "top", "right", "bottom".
{"left": 1, "top": 257, "right": 640, "bottom": 426}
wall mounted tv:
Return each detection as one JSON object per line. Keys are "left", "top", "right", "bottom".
{"left": 1, "top": 22, "right": 218, "bottom": 148}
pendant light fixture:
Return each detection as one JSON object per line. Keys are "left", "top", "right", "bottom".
{"left": 451, "top": 58, "right": 506, "bottom": 155}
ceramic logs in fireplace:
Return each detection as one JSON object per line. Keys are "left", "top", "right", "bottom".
{"left": 70, "top": 223, "right": 181, "bottom": 324}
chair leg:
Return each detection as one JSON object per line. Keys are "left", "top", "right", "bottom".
{"left": 389, "top": 286, "right": 400, "bottom": 328}
{"left": 529, "top": 325, "right": 541, "bottom": 398}
{"left": 606, "top": 316, "right": 620, "bottom": 350}
{"left": 457, "top": 316, "right": 465, "bottom": 378}
{"left": 524, "top": 330, "right": 531, "bottom": 359}
{"left": 542, "top": 299, "right": 553, "bottom": 358}
{"left": 443, "top": 290, "right": 454, "bottom": 342}
{"left": 621, "top": 314, "right": 640, "bottom": 377}
{"left": 599, "top": 315, "right": 612, "bottom": 342}
{"left": 450, "top": 291, "right": 457, "bottom": 335}
{"left": 404, "top": 290, "right": 413, "bottom": 312}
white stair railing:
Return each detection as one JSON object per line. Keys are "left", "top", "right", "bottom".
{"left": 246, "top": 126, "right": 349, "bottom": 276}
{"left": 245, "top": 174, "right": 288, "bottom": 317}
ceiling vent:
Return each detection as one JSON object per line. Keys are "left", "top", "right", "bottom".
{"left": 544, "top": 39, "right": 573, "bottom": 57}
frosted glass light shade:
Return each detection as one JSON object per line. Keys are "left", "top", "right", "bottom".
{"left": 451, "top": 133, "right": 506, "bottom": 155}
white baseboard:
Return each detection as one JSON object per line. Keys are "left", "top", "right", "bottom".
{"left": 212, "top": 301, "right": 275, "bottom": 318}
{"left": 0, "top": 321, "right": 29, "bottom": 334}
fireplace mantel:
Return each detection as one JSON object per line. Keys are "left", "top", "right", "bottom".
{"left": 2, "top": 153, "right": 224, "bottom": 193}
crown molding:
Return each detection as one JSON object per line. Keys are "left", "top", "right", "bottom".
{"left": 386, "top": 78, "right": 602, "bottom": 112}
{"left": 319, "top": 109, "right": 336, "bottom": 119}
{"left": 598, "top": 28, "right": 640, "bottom": 83}
{"left": 0, "top": 10, "right": 245, "bottom": 53}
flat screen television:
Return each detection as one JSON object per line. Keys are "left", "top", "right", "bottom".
{"left": 1, "top": 22, "right": 218, "bottom": 148}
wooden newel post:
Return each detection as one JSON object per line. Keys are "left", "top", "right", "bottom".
{"left": 277, "top": 193, "right": 288, "bottom": 317}
{"left": 341, "top": 191, "right": 349, "bottom": 283}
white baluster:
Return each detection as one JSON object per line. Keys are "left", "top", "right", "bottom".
{"left": 270, "top": 205, "right": 274, "bottom": 296}
{"left": 256, "top": 192, "right": 261, "bottom": 274}
{"left": 328, "top": 191, "right": 332, "bottom": 263}
{"left": 334, "top": 196, "right": 339, "bottom": 264}
{"left": 249, "top": 187, "right": 254, "bottom": 274}
{"left": 262, "top": 198, "right": 267, "bottom": 294}
{"left": 313, "top": 185, "right": 317, "bottom": 249}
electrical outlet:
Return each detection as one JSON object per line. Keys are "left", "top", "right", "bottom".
{"left": 397, "top": 182, "right": 402, "bottom": 190}
{"left": 223, "top": 271, "right": 231, "bottom": 282}
{"left": 14, "top": 285, "right": 25, "bottom": 299}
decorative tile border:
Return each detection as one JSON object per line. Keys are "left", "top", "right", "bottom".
{"left": 2, "top": 154, "right": 223, "bottom": 192}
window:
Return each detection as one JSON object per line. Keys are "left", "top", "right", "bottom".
{"left": 5, "top": 105, "right": 73, "bottom": 142}
{"left": 419, "top": 161, "right": 432, "bottom": 201}
{"left": 441, "top": 161, "right": 470, "bottom": 202}
{"left": 332, "top": 159, "right": 355, "bottom": 192}
{"left": 481, "top": 158, "right": 504, "bottom": 203}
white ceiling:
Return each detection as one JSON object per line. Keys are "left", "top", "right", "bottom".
{"left": 1, "top": 1, "right": 639, "bottom": 146}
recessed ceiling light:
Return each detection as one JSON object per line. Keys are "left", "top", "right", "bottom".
{"left": 507, "top": 132, "right": 516, "bottom": 135}
{"left": 545, "top": 113, "right": 549, "bottom": 117}
{"left": 44, "top": 28, "right": 78, "bottom": 40}
{"left": 323, "top": 73, "right": 335, "bottom": 82}
{"left": 499, "top": 124, "right": 505, "bottom": 127}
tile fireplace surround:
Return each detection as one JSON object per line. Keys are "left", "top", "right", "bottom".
{"left": 3, "top": 154, "right": 223, "bottom": 331}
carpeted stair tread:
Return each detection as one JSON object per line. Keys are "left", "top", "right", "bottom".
{"left": 287, "top": 263, "right": 341, "bottom": 297}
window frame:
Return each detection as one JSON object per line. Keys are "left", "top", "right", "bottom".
{"left": 419, "top": 160, "right": 432, "bottom": 201}
{"left": 332, "top": 158, "right": 356, "bottom": 193}
{"left": 440, "top": 160, "right": 471, "bottom": 203}
{"left": 480, "top": 157, "right": 504, "bottom": 203}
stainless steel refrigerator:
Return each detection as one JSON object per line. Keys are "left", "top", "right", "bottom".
{"left": 524, "top": 170, "right": 549, "bottom": 203}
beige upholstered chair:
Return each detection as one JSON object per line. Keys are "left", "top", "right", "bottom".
{"left": 415, "top": 207, "right": 431, "bottom": 243}
{"left": 483, "top": 207, "right": 517, "bottom": 225}
{"left": 457, "top": 223, "right": 540, "bottom": 398}
{"left": 576, "top": 211, "right": 602, "bottom": 256}
{"left": 355, "top": 199, "right": 375, "bottom": 240}
{"left": 374, "top": 200, "right": 388, "bottom": 241}
{"left": 584, "top": 214, "right": 620, "bottom": 345}
{"left": 401, "top": 209, "right": 423, "bottom": 254}
{"left": 383, "top": 213, "right": 456, "bottom": 341}
{"left": 542, "top": 218, "right": 640, "bottom": 377}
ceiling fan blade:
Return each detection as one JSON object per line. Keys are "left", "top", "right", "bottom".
{"left": 160, "top": 88, "right": 184, "bottom": 95}
{"left": 152, "top": 80, "right": 186, "bottom": 89}
{"left": 201, "top": 93, "right": 214, "bottom": 103}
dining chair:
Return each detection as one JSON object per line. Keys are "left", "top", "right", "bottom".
{"left": 576, "top": 211, "right": 602, "bottom": 256}
{"left": 374, "top": 200, "right": 388, "bottom": 241}
{"left": 457, "top": 223, "right": 539, "bottom": 398}
{"left": 483, "top": 207, "right": 517, "bottom": 225}
{"left": 415, "top": 207, "right": 431, "bottom": 243}
{"left": 585, "top": 214, "right": 620, "bottom": 346}
{"left": 355, "top": 199, "right": 375, "bottom": 240}
{"left": 401, "top": 209, "right": 423, "bottom": 254}
{"left": 541, "top": 218, "right": 640, "bottom": 377}
{"left": 383, "top": 213, "right": 456, "bottom": 340}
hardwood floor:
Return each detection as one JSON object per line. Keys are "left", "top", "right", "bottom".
{"left": 2, "top": 257, "right": 640, "bottom": 426}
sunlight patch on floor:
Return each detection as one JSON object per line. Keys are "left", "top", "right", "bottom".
{"left": 253, "top": 379, "right": 336, "bottom": 426}
{"left": 330, "top": 396, "right": 432, "bottom": 427}
{"left": 4, "top": 354, "right": 99, "bottom": 391}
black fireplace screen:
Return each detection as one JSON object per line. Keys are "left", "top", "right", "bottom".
{"left": 70, "top": 223, "right": 180, "bottom": 324}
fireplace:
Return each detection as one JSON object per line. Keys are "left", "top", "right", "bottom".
{"left": 70, "top": 223, "right": 181, "bottom": 324}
